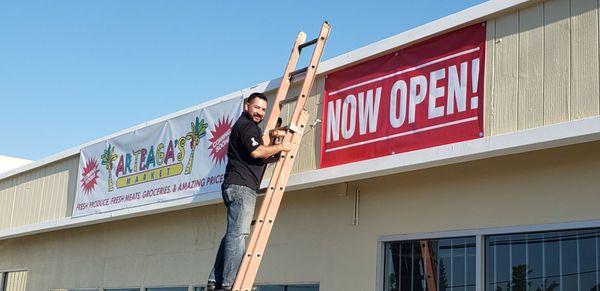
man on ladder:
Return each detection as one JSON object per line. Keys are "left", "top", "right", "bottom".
{"left": 206, "top": 92, "right": 291, "bottom": 291}
{"left": 208, "top": 21, "right": 330, "bottom": 291}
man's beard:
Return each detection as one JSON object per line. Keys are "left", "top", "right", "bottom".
{"left": 245, "top": 111, "right": 263, "bottom": 124}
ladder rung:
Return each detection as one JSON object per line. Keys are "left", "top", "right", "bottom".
{"left": 297, "top": 37, "right": 319, "bottom": 51}
{"left": 289, "top": 67, "right": 307, "bottom": 78}
{"left": 279, "top": 95, "right": 298, "bottom": 105}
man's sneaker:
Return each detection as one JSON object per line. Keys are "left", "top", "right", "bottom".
{"left": 206, "top": 281, "right": 217, "bottom": 290}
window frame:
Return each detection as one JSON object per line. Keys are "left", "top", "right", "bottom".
{"left": 143, "top": 286, "right": 189, "bottom": 291}
{"left": 193, "top": 282, "right": 320, "bottom": 291}
{"left": 377, "top": 219, "right": 600, "bottom": 291}
{"left": 0, "top": 269, "right": 29, "bottom": 291}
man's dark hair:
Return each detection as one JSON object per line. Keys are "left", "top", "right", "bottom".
{"left": 245, "top": 92, "right": 268, "bottom": 104}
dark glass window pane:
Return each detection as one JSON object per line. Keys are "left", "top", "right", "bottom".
{"left": 466, "top": 239, "right": 476, "bottom": 291}
{"left": 385, "top": 242, "right": 400, "bottom": 291}
{"left": 486, "top": 228, "right": 600, "bottom": 291}
{"left": 510, "top": 234, "right": 527, "bottom": 291}
{"left": 146, "top": 288, "right": 188, "bottom": 291}
{"left": 256, "top": 286, "right": 285, "bottom": 291}
{"left": 451, "top": 238, "right": 466, "bottom": 291}
{"left": 383, "top": 236, "right": 475, "bottom": 291}
{"left": 412, "top": 241, "right": 425, "bottom": 291}
{"left": 486, "top": 236, "right": 496, "bottom": 291}
{"left": 400, "top": 241, "right": 414, "bottom": 290}
{"left": 561, "top": 230, "right": 579, "bottom": 290}
{"left": 544, "top": 231, "right": 561, "bottom": 289}
{"left": 287, "top": 285, "right": 319, "bottom": 291}
{"left": 496, "top": 235, "right": 512, "bottom": 291}
{"left": 578, "top": 231, "right": 597, "bottom": 291}
{"left": 438, "top": 238, "right": 452, "bottom": 291}
{"left": 526, "top": 233, "right": 544, "bottom": 291}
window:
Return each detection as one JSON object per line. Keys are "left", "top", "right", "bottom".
{"left": 194, "top": 284, "right": 318, "bottom": 291}
{"left": 0, "top": 271, "right": 28, "bottom": 291}
{"left": 254, "top": 285, "right": 319, "bottom": 291}
{"left": 146, "top": 288, "right": 188, "bottom": 291}
{"left": 487, "top": 228, "right": 600, "bottom": 291}
{"left": 383, "top": 237, "right": 476, "bottom": 291}
{"left": 105, "top": 289, "right": 139, "bottom": 291}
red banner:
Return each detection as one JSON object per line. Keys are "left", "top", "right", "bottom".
{"left": 320, "top": 23, "right": 486, "bottom": 168}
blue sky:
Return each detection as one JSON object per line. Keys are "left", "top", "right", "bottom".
{"left": 0, "top": 0, "right": 487, "bottom": 161}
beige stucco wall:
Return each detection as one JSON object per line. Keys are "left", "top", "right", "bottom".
{"left": 0, "top": 141, "right": 598, "bottom": 290}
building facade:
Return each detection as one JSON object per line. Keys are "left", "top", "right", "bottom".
{"left": 1, "top": 0, "right": 600, "bottom": 290}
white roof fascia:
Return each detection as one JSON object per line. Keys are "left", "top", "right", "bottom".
{"left": 0, "top": 0, "right": 538, "bottom": 181}
{"left": 1, "top": 115, "right": 599, "bottom": 241}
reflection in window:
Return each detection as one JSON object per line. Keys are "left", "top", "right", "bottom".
{"left": 195, "top": 284, "right": 318, "bottom": 291}
{"left": 487, "top": 229, "right": 600, "bottom": 291}
{"left": 384, "top": 237, "right": 476, "bottom": 291}
{"left": 256, "top": 285, "right": 318, "bottom": 291}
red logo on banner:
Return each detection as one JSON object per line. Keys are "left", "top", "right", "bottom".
{"left": 81, "top": 158, "right": 100, "bottom": 194}
{"left": 209, "top": 117, "right": 233, "bottom": 165}
{"left": 320, "top": 23, "right": 486, "bottom": 168}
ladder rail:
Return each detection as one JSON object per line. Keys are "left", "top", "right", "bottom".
{"left": 261, "top": 32, "right": 307, "bottom": 145}
{"left": 290, "top": 22, "right": 330, "bottom": 127}
{"left": 231, "top": 21, "right": 330, "bottom": 291}
{"left": 233, "top": 112, "right": 308, "bottom": 291}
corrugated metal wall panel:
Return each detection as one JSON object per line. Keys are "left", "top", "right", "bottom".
{"left": 291, "top": 76, "right": 324, "bottom": 174}
{"left": 517, "top": 4, "right": 545, "bottom": 130}
{"left": 571, "top": 0, "right": 600, "bottom": 119}
{"left": 38, "top": 157, "right": 77, "bottom": 222}
{"left": 0, "top": 179, "right": 16, "bottom": 230}
{"left": 484, "top": 19, "right": 496, "bottom": 136}
{"left": 0, "top": 155, "right": 79, "bottom": 232}
{"left": 486, "top": 0, "right": 600, "bottom": 134}
{"left": 66, "top": 156, "right": 79, "bottom": 216}
{"left": 544, "top": 0, "right": 571, "bottom": 124}
{"left": 492, "top": 12, "right": 520, "bottom": 134}
{"left": 11, "top": 170, "right": 44, "bottom": 227}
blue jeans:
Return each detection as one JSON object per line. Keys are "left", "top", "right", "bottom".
{"left": 208, "top": 184, "right": 257, "bottom": 288}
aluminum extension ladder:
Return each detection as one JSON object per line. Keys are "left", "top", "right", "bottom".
{"left": 232, "top": 21, "right": 331, "bottom": 291}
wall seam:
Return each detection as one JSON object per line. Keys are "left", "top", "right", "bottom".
{"left": 569, "top": 0, "right": 573, "bottom": 120}
{"left": 517, "top": 10, "right": 522, "bottom": 131}
{"left": 9, "top": 179, "right": 17, "bottom": 228}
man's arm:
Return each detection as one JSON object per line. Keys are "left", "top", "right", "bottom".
{"left": 250, "top": 141, "right": 291, "bottom": 159}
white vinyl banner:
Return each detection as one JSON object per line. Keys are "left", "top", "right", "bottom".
{"left": 73, "top": 96, "right": 243, "bottom": 217}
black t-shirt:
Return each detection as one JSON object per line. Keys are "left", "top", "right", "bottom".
{"left": 223, "top": 113, "right": 266, "bottom": 190}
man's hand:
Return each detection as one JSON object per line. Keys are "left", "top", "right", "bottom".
{"left": 279, "top": 140, "right": 292, "bottom": 152}
{"left": 270, "top": 129, "right": 286, "bottom": 138}
{"left": 251, "top": 140, "right": 293, "bottom": 159}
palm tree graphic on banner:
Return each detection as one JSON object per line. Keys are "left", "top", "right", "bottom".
{"left": 101, "top": 144, "right": 118, "bottom": 192}
{"left": 185, "top": 117, "right": 208, "bottom": 174}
